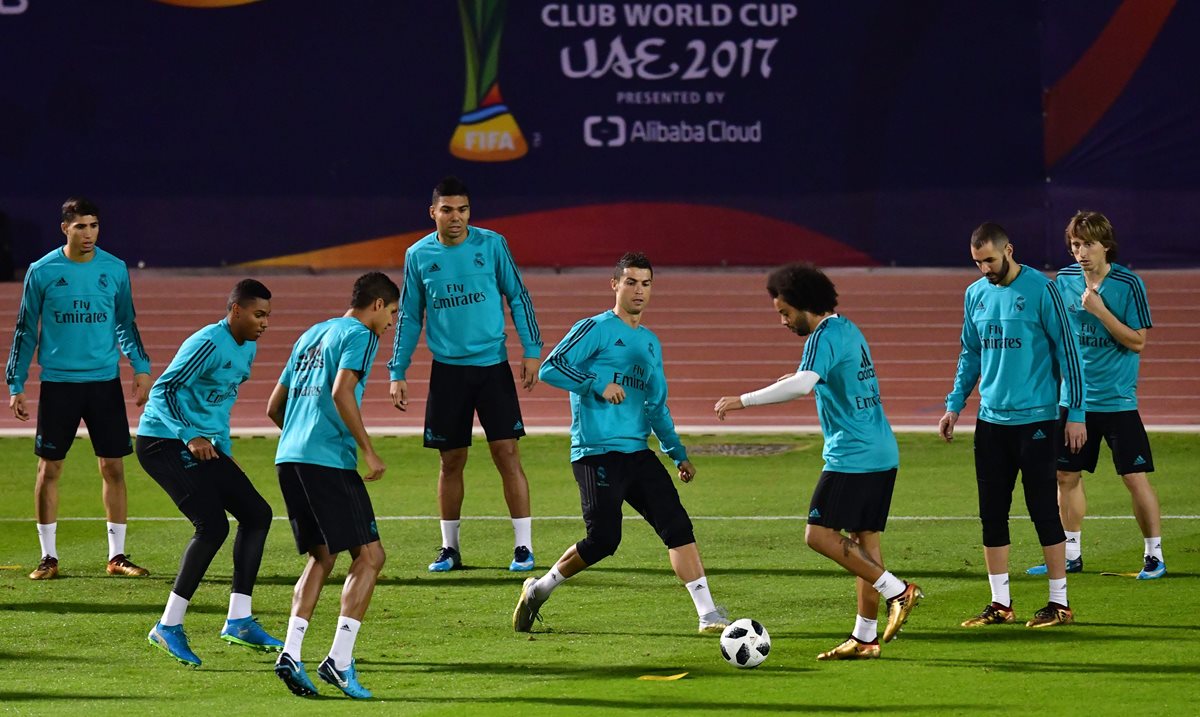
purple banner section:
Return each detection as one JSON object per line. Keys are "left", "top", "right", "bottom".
{"left": 0, "top": 1, "right": 1197, "bottom": 270}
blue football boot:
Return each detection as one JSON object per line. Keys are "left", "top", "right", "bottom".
{"left": 509, "top": 545, "right": 534, "bottom": 572}
{"left": 1026, "top": 556, "right": 1082, "bottom": 575}
{"left": 428, "top": 546, "right": 461, "bottom": 572}
{"left": 275, "top": 652, "right": 318, "bottom": 697}
{"left": 220, "top": 615, "right": 284, "bottom": 652}
{"left": 1137, "top": 555, "right": 1167, "bottom": 580}
{"left": 148, "top": 622, "right": 201, "bottom": 667}
{"left": 317, "top": 657, "right": 373, "bottom": 699}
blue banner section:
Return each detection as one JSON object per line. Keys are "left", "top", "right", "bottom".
{"left": 0, "top": 1, "right": 1196, "bottom": 269}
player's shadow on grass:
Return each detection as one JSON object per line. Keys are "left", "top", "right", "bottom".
{"left": 383, "top": 695, "right": 986, "bottom": 712}
{"left": 913, "top": 656, "right": 1200, "bottom": 675}
{"left": 234, "top": 571, "right": 525, "bottom": 588}
{"left": 0, "top": 601, "right": 225, "bottom": 615}
{"left": 0, "top": 691, "right": 153, "bottom": 703}
{"left": 590, "top": 565, "right": 981, "bottom": 580}
{"left": 365, "top": 659, "right": 815, "bottom": 676}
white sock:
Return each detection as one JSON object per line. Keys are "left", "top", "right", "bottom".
{"left": 988, "top": 573, "right": 1011, "bottom": 607}
{"left": 872, "top": 571, "right": 906, "bottom": 600}
{"left": 685, "top": 577, "right": 717, "bottom": 617}
{"left": 1064, "top": 530, "right": 1082, "bottom": 561}
{"left": 227, "top": 592, "right": 252, "bottom": 621}
{"left": 532, "top": 566, "right": 567, "bottom": 600}
{"left": 1145, "top": 537, "right": 1163, "bottom": 562}
{"left": 852, "top": 615, "right": 878, "bottom": 643}
{"left": 328, "top": 616, "right": 362, "bottom": 670}
{"left": 440, "top": 520, "right": 460, "bottom": 551}
{"left": 106, "top": 522, "right": 127, "bottom": 560}
{"left": 283, "top": 616, "right": 309, "bottom": 661}
{"left": 160, "top": 592, "right": 189, "bottom": 627}
{"left": 37, "top": 523, "right": 58, "bottom": 559}
{"left": 1049, "top": 577, "right": 1068, "bottom": 606}
{"left": 512, "top": 516, "right": 532, "bottom": 551}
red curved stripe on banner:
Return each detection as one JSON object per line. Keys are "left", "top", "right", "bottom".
{"left": 1043, "top": 0, "right": 1176, "bottom": 170}
{"left": 239, "top": 203, "right": 876, "bottom": 269}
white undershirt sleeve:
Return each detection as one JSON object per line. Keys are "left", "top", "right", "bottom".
{"left": 740, "top": 371, "right": 820, "bottom": 407}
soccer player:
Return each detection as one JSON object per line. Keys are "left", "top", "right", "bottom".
{"left": 388, "top": 176, "right": 543, "bottom": 573}
{"left": 141, "top": 280, "right": 281, "bottom": 667}
{"left": 512, "top": 252, "right": 728, "bottom": 635}
{"left": 1025, "top": 211, "right": 1163, "bottom": 579}
{"left": 5, "top": 198, "right": 151, "bottom": 581}
{"left": 940, "top": 222, "right": 1086, "bottom": 629}
{"left": 269, "top": 272, "right": 399, "bottom": 700}
{"left": 713, "top": 263, "right": 922, "bottom": 660}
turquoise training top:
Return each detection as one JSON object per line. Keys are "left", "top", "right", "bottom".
{"left": 275, "top": 317, "right": 380, "bottom": 470}
{"left": 138, "top": 319, "right": 255, "bottom": 457}
{"left": 388, "top": 226, "right": 541, "bottom": 381}
{"left": 1055, "top": 263, "right": 1151, "bottom": 412}
{"left": 7, "top": 246, "right": 151, "bottom": 393}
{"left": 539, "top": 310, "right": 688, "bottom": 465}
{"left": 947, "top": 265, "right": 1086, "bottom": 424}
{"left": 799, "top": 315, "right": 899, "bottom": 473}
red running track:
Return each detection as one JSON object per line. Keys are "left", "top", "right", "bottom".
{"left": 1, "top": 268, "right": 1197, "bottom": 435}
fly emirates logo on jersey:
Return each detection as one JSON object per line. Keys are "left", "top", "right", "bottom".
{"left": 53, "top": 299, "right": 108, "bottom": 325}
{"left": 431, "top": 283, "right": 489, "bottom": 310}
{"left": 612, "top": 363, "right": 648, "bottom": 392}
{"left": 981, "top": 324, "right": 1023, "bottom": 350}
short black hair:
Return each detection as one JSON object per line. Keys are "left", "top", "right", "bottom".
{"left": 766, "top": 263, "right": 838, "bottom": 315}
{"left": 613, "top": 251, "right": 653, "bottom": 280}
{"left": 227, "top": 279, "right": 272, "bottom": 311}
{"left": 971, "top": 222, "right": 1010, "bottom": 250}
{"left": 62, "top": 197, "right": 100, "bottom": 223}
{"left": 432, "top": 176, "right": 470, "bottom": 204}
{"left": 350, "top": 271, "right": 400, "bottom": 309}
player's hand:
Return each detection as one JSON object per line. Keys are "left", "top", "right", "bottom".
{"left": 390, "top": 380, "right": 409, "bottom": 411}
{"left": 187, "top": 437, "right": 219, "bottom": 461}
{"left": 1064, "top": 421, "right": 1087, "bottom": 454}
{"left": 678, "top": 460, "right": 696, "bottom": 483}
{"left": 520, "top": 357, "right": 540, "bottom": 391}
{"left": 132, "top": 373, "right": 152, "bottom": 407}
{"left": 1081, "top": 286, "right": 1105, "bottom": 317}
{"left": 9, "top": 393, "right": 29, "bottom": 422}
{"left": 713, "top": 395, "right": 744, "bottom": 420}
{"left": 363, "top": 450, "right": 386, "bottom": 481}
{"left": 601, "top": 383, "right": 625, "bottom": 404}
{"left": 938, "top": 411, "right": 959, "bottom": 442}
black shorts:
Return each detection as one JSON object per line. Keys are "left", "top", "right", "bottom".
{"left": 571, "top": 450, "right": 694, "bottom": 560}
{"left": 35, "top": 379, "right": 132, "bottom": 460}
{"left": 807, "top": 469, "right": 897, "bottom": 533}
{"left": 135, "top": 435, "right": 271, "bottom": 530}
{"left": 277, "top": 463, "right": 379, "bottom": 554}
{"left": 1056, "top": 408, "right": 1154, "bottom": 475}
{"left": 423, "top": 360, "right": 526, "bottom": 450}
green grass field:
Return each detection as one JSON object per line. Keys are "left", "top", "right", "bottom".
{"left": 1, "top": 433, "right": 1197, "bottom": 715}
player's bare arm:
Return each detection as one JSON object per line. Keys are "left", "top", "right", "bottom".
{"left": 266, "top": 383, "right": 288, "bottom": 429}
{"left": 713, "top": 396, "right": 744, "bottom": 420}
{"left": 335, "top": 369, "right": 385, "bottom": 481}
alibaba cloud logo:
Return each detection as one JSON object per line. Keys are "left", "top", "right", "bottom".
{"left": 584, "top": 116, "right": 626, "bottom": 147}
{"left": 152, "top": 0, "right": 261, "bottom": 7}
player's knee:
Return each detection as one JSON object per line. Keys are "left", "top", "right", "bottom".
{"left": 577, "top": 534, "right": 620, "bottom": 564}
{"left": 194, "top": 514, "right": 230, "bottom": 545}
{"left": 245, "top": 498, "right": 273, "bottom": 531}
{"left": 36, "top": 459, "right": 65, "bottom": 482}
{"left": 980, "top": 519, "right": 1010, "bottom": 547}
{"left": 1033, "top": 516, "right": 1066, "bottom": 547}
{"left": 659, "top": 515, "right": 695, "bottom": 550}
{"left": 1056, "top": 471, "right": 1081, "bottom": 490}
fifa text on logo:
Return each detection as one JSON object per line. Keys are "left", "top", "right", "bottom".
{"left": 450, "top": 0, "right": 528, "bottom": 161}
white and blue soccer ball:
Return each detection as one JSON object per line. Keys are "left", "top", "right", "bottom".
{"left": 719, "top": 618, "right": 771, "bottom": 669}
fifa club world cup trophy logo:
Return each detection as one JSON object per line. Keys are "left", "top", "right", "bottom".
{"left": 450, "top": 0, "right": 527, "bottom": 161}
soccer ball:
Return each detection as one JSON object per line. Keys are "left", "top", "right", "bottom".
{"left": 719, "top": 618, "right": 771, "bottom": 669}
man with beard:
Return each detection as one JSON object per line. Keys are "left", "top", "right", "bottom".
{"left": 940, "top": 222, "right": 1086, "bottom": 629}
